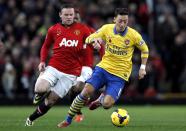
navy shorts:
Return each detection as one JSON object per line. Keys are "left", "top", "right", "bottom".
{"left": 86, "top": 66, "right": 125, "bottom": 101}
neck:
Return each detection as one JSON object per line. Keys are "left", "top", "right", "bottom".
{"left": 114, "top": 26, "right": 128, "bottom": 36}
{"left": 116, "top": 26, "right": 126, "bottom": 33}
{"left": 61, "top": 22, "right": 74, "bottom": 27}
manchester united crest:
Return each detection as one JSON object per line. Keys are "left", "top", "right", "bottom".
{"left": 74, "top": 30, "right": 80, "bottom": 35}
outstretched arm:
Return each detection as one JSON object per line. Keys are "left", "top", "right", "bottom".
{"left": 39, "top": 28, "right": 53, "bottom": 72}
{"left": 85, "top": 25, "right": 106, "bottom": 50}
{"left": 138, "top": 43, "right": 149, "bottom": 79}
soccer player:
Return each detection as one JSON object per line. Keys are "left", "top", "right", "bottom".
{"left": 70, "top": 9, "right": 104, "bottom": 122}
{"left": 25, "top": 4, "right": 92, "bottom": 126}
{"left": 57, "top": 7, "right": 149, "bottom": 128}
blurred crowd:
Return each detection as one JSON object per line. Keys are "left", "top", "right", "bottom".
{"left": 0, "top": 0, "right": 186, "bottom": 100}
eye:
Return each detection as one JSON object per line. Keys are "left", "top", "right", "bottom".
{"left": 118, "top": 20, "right": 123, "bottom": 23}
{"left": 118, "top": 20, "right": 127, "bottom": 24}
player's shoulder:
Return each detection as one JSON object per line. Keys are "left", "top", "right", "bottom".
{"left": 48, "top": 23, "right": 61, "bottom": 31}
{"left": 127, "top": 26, "right": 140, "bottom": 35}
{"left": 73, "top": 22, "right": 91, "bottom": 32}
{"left": 127, "top": 27, "right": 143, "bottom": 42}
{"left": 97, "top": 24, "right": 114, "bottom": 33}
{"left": 102, "top": 24, "right": 115, "bottom": 29}
{"left": 74, "top": 22, "right": 87, "bottom": 28}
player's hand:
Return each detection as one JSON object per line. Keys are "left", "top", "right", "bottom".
{"left": 138, "top": 68, "right": 146, "bottom": 79}
{"left": 92, "top": 38, "right": 101, "bottom": 50}
{"left": 38, "top": 62, "right": 46, "bottom": 72}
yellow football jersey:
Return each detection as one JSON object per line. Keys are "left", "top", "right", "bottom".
{"left": 86, "top": 24, "right": 149, "bottom": 81}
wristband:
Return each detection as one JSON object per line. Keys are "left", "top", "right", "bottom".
{"left": 140, "top": 64, "right": 146, "bottom": 70}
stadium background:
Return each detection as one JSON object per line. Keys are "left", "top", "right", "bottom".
{"left": 0, "top": 0, "right": 186, "bottom": 105}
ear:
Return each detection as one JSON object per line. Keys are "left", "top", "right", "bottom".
{"left": 113, "top": 17, "right": 116, "bottom": 23}
{"left": 59, "top": 12, "right": 62, "bottom": 18}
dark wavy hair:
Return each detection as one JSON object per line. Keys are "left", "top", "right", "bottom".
{"left": 114, "top": 8, "right": 129, "bottom": 16}
{"left": 60, "top": 4, "right": 75, "bottom": 11}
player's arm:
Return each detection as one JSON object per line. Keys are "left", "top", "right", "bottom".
{"left": 139, "top": 54, "right": 148, "bottom": 79}
{"left": 138, "top": 43, "right": 149, "bottom": 79}
{"left": 83, "top": 44, "right": 94, "bottom": 67}
{"left": 135, "top": 34, "right": 149, "bottom": 79}
{"left": 85, "top": 25, "right": 106, "bottom": 50}
{"left": 87, "top": 25, "right": 105, "bottom": 58}
{"left": 39, "top": 27, "right": 54, "bottom": 72}
{"left": 139, "top": 42, "right": 149, "bottom": 65}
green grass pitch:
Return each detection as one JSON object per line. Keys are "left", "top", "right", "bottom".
{"left": 0, "top": 105, "right": 186, "bottom": 131}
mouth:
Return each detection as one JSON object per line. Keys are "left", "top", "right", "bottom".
{"left": 120, "top": 27, "right": 126, "bottom": 31}
{"left": 67, "top": 20, "right": 73, "bottom": 24}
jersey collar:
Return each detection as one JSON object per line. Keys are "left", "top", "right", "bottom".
{"left": 60, "top": 22, "right": 76, "bottom": 28}
{"left": 113, "top": 26, "right": 128, "bottom": 36}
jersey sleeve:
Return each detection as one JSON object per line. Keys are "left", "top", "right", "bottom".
{"left": 83, "top": 25, "right": 104, "bottom": 67}
{"left": 83, "top": 25, "right": 92, "bottom": 42}
{"left": 40, "top": 27, "right": 54, "bottom": 62}
{"left": 134, "top": 31, "right": 149, "bottom": 58}
{"left": 85, "top": 25, "right": 107, "bottom": 44}
{"left": 83, "top": 44, "right": 94, "bottom": 67}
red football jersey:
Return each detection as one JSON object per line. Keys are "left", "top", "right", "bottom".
{"left": 40, "top": 23, "right": 91, "bottom": 76}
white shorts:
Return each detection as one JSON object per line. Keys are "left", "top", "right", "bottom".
{"left": 39, "top": 66, "right": 77, "bottom": 98}
{"left": 76, "top": 66, "right": 93, "bottom": 82}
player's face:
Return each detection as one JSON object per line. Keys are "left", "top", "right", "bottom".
{"left": 114, "top": 15, "right": 128, "bottom": 32}
{"left": 59, "top": 8, "right": 75, "bottom": 25}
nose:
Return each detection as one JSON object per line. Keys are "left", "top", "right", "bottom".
{"left": 67, "top": 15, "right": 71, "bottom": 19}
{"left": 120, "top": 22, "right": 125, "bottom": 27}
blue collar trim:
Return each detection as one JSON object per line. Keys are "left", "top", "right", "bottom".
{"left": 114, "top": 26, "right": 128, "bottom": 36}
